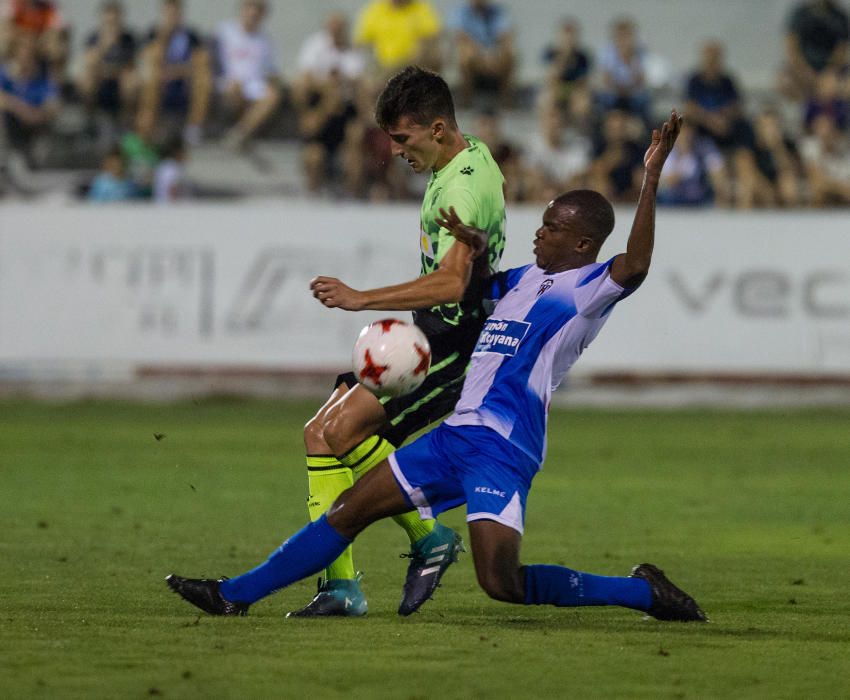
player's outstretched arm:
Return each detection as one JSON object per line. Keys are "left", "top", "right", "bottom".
{"left": 310, "top": 207, "right": 485, "bottom": 312}
{"left": 609, "top": 109, "right": 682, "bottom": 289}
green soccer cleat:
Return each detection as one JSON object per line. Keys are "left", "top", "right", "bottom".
{"left": 398, "top": 522, "right": 465, "bottom": 616}
{"left": 286, "top": 573, "right": 368, "bottom": 618}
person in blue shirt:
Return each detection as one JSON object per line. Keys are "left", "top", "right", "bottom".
{"left": 167, "top": 109, "right": 707, "bottom": 623}
{"left": 88, "top": 146, "right": 137, "bottom": 202}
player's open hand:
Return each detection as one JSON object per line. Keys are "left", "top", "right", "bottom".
{"left": 310, "top": 276, "right": 365, "bottom": 311}
{"left": 644, "top": 109, "right": 682, "bottom": 179}
{"left": 435, "top": 207, "right": 488, "bottom": 259}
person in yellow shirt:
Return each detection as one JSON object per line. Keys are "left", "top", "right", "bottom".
{"left": 354, "top": 0, "right": 442, "bottom": 71}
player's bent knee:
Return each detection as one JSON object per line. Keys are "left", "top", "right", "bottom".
{"left": 476, "top": 569, "right": 524, "bottom": 604}
{"left": 303, "top": 414, "right": 328, "bottom": 453}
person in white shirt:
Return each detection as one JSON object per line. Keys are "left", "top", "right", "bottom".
{"left": 214, "top": 0, "right": 281, "bottom": 148}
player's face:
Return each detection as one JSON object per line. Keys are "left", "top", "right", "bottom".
{"left": 533, "top": 203, "right": 587, "bottom": 271}
{"left": 386, "top": 116, "right": 441, "bottom": 173}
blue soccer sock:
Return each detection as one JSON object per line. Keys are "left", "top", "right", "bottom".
{"left": 219, "top": 515, "right": 351, "bottom": 604}
{"left": 523, "top": 564, "right": 652, "bottom": 611}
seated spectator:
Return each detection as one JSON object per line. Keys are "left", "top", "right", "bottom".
{"left": 340, "top": 76, "right": 409, "bottom": 201}
{"left": 88, "top": 145, "right": 137, "bottom": 202}
{"left": 137, "top": 0, "right": 211, "bottom": 145}
{"left": 801, "top": 113, "right": 850, "bottom": 206}
{"left": 803, "top": 68, "right": 849, "bottom": 132}
{"left": 213, "top": 0, "right": 282, "bottom": 149}
{"left": 0, "top": 34, "right": 59, "bottom": 165}
{"left": 449, "top": 0, "right": 515, "bottom": 106}
{"left": 588, "top": 108, "right": 644, "bottom": 203}
{"left": 77, "top": 1, "right": 138, "bottom": 127}
{"left": 735, "top": 108, "right": 802, "bottom": 208}
{"left": 153, "top": 133, "right": 191, "bottom": 202}
{"left": 597, "top": 17, "right": 650, "bottom": 123}
{"left": 523, "top": 97, "right": 591, "bottom": 203}
{"left": 779, "top": 0, "right": 849, "bottom": 102}
{"left": 0, "top": 0, "right": 68, "bottom": 81}
{"left": 120, "top": 125, "right": 159, "bottom": 197}
{"left": 541, "top": 18, "right": 592, "bottom": 109}
{"left": 293, "top": 68, "right": 357, "bottom": 194}
{"left": 354, "top": 0, "right": 442, "bottom": 73}
{"left": 684, "top": 41, "right": 754, "bottom": 152}
{"left": 295, "top": 12, "right": 366, "bottom": 84}
{"left": 657, "top": 121, "right": 726, "bottom": 207}
{"left": 473, "top": 108, "right": 522, "bottom": 201}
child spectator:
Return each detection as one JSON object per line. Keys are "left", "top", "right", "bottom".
{"left": 801, "top": 113, "right": 850, "bottom": 205}
{"left": 137, "top": 0, "right": 211, "bottom": 145}
{"left": 803, "top": 68, "right": 849, "bottom": 132}
{"left": 153, "top": 133, "right": 190, "bottom": 202}
{"left": 213, "top": 0, "right": 281, "bottom": 149}
{"left": 77, "top": 1, "right": 138, "bottom": 127}
{"left": 88, "top": 146, "right": 136, "bottom": 202}
{"left": 449, "top": 0, "right": 515, "bottom": 106}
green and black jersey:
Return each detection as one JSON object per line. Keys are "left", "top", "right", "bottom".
{"left": 414, "top": 135, "right": 506, "bottom": 338}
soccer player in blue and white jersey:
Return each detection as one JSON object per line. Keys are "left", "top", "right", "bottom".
{"left": 167, "top": 110, "right": 707, "bottom": 622}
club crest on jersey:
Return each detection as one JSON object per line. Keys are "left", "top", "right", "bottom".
{"left": 537, "top": 279, "right": 554, "bottom": 297}
{"left": 420, "top": 229, "right": 435, "bottom": 259}
{"left": 474, "top": 319, "right": 531, "bottom": 356}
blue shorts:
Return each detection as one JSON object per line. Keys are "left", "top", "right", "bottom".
{"left": 388, "top": 423, "right": 540, "bottom": 534}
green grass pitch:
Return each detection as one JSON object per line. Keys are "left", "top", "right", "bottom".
{"left": 1, "top": 399, "right": 849, "bottom": 698}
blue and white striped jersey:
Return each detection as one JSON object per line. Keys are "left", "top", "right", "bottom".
{"left": 444, "top": 258, "right": 633, "bottom": 465}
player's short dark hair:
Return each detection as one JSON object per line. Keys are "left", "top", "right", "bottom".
{"left": 375, "top": 66, "right": 457, "bottom": 130}
{"left": 553, "top": 190, "right": 615, "bottom": 245}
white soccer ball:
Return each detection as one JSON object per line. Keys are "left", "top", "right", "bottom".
{"left": 352, "top": 319, "right": 431, "bottom": 397}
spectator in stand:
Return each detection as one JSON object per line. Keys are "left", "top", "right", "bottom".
{"left": 88, "top": 145, "right": 136, "bottom": 202}
{"left": 296, "top": 12, "right": 366, "bottom": 84}
{"left": 779, "top": 0, "right": 849, "bottom": 102}
{"left": 0, "top": 0, "right": 68, "bottom": 81}
{"left": 354, "top": 0, "right": 442, "bottom": 73}
{"left": 523, "top": 96, "right": 591, "bottom": 203}
{"left": 120, "top": 124, "right": 158, "bottom": 197}
{"left": 684, "top": 40, "right": 755, "bottom": 206}
{"left": 801, "top": 113, "right": 850, "bottom": 205}
{"left": 153, "top": 133, "right": 191, "bottom": 202}
{"left": 541, "top": 18, "right": 592, "bottom": 109}
{"left": 293, "top": 13, "right": 364, "bottom": 195}
{"left": 213, "top": 0, "right": 281, "bottom": 150}
{"left": 735, "top": 108, "right": 802, "bottom": 208}
{"left": 136, "top": 0, "right": 211, "bottom": 145}
{"left": 340, "top": 76, "right": 409, "bottom": 201}
{"left": 657, "top": 121, "right": 726, "bottom": 207}
{"left": 803, "top": 68, "right": 849, "bottom": 132}
{"left": 0, "top": 33, "right": 59, "bottom": 164}
{"left": 449, "top": 0, "right": 515, "bottom": 107}
{"left": 474, "top": 108, "right": 522, "bottom": 201}
{"left": 77, "top": 1, "right": 138, "bottom": 129}
{"left": 588, "top": 108, "right": 644, "bottom": 202}
{"left": 597, "top": 17, "right": 650, "bottom": 124}
{"left": 294, "top": 69, "right": 357, "bottom": 194}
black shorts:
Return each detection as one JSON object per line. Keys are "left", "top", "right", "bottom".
{"left": 335, "top": 321, "right": 481, "bottom": 447}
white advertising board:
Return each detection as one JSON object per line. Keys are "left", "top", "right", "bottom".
{"left": 1, "top": 204, "right": 849, "bottom": 380}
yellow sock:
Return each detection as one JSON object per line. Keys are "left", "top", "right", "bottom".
{"left": 345, "top": 436, "right": 437, "bottom": 544}
{"left": 306, "top": 455, "right": 355, "bottom": 581}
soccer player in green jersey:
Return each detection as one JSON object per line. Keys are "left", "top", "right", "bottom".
{"left": 291, "top": 66, "right": 507, "bottom": 617}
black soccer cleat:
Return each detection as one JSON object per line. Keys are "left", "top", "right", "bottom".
{"left": 630, "top": 563, "right": 708, "bottom": 622}
{"left": 165, "top": 574, "right": 250, "bottom": 616}
{"left": 398, "top": 523, "right": 465, "bottom": 616}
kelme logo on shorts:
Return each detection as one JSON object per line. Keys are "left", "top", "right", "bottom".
{"left": 474, "top": 319, "right": 530, "bottom": 356}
